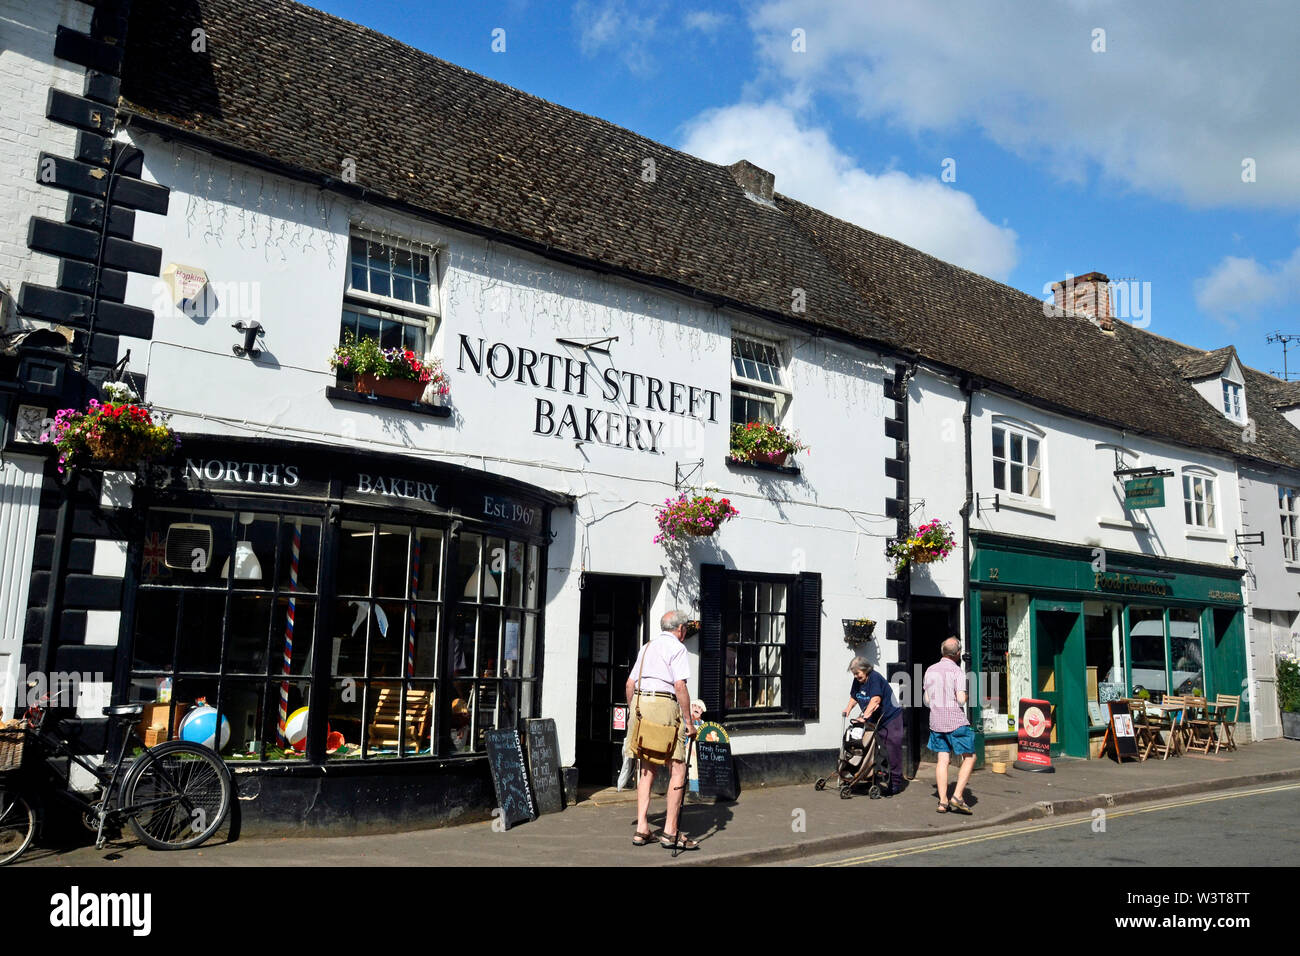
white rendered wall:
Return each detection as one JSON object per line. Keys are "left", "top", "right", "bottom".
{"left": 0, "top": 0, "right": 93, "bottom": 313}
{"left": 120, "top": 134, "right": 899, "bottom": 764}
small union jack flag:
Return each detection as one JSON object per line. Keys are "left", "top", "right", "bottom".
{"left": 142, "top": 532, "right": 166, "bottom": 580}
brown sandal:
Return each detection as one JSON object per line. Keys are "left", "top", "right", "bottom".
{"left": 659, "top": 832, "right": 699, "bottom": 851}
{"left": 632, "top": 830, "right": 655, "bottom": 846}
{"left": 936, "top": 802, "right": 949, "bottom": 813}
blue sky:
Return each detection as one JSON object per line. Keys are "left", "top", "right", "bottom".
{"left": 310, "top": 0, "right": 1300, "bottom": 378}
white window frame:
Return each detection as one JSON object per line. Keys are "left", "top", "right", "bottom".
{"left": 1281, "top": 485, "right": 1300, "bottom": 563}
{"left": 346, "top": 231, "right": 441, "bottom": 318}
{"left": 1222, "top": 380, "right": 1243, "bottom": 421}
{"left": 991, "top": 419, "right": 1045, "bottom": 502}
{"left": 730, "top": 331, "right": 791, "bottom": 427}
{"left": 1182, "top": 470, "right": 1218, "bottom": 530}
{"left": 340, "top": 231, "right": 441, "bottom": 366}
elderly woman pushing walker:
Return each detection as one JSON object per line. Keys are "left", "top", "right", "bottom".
{"left": 842, "top": 656, "right": 904, "bottom": 797}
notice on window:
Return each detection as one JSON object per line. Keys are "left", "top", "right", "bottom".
{"left": 504, "top": 620, "right": 520, "bottom": 662}
{"left": 593, "top": 630, "right": 611, "bottom": 664}
{"left": 1087, "top": 701, "right": 1105, "bottom": 726}
{"left": 593, "top": 666, "right": 609, "bottom": 685}
{"left": 982, "top": 615, "right": 1009, "bottom": 672}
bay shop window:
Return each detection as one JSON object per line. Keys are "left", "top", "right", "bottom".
{"left": 129, "top": 501, "right": 544, "bottom": 763}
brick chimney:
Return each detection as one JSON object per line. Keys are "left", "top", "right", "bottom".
{"left": 1051, "top": 272, "right": 1114, "bottom": 331}
{"left": 728, "top": 160, "right": 775, "bottom": 203}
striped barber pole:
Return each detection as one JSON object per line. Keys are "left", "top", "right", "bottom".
{"left": 277, "top": 521, "right": 302, "bottom": 746}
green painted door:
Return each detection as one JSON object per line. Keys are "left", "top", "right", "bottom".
{"left": 1209, "top": 608, "right": 1249, "bottom": 722}
{"left": 1033, "top": 606, "right": 1089, "bottom": 758}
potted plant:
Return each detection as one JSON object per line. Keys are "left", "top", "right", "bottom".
{"left": 41, "top": 385, "right": 177, "bottom": 474}
{"left": 653, "top": 492, "right": 739, "bottom": 544}
{"left": 729, "top": 422, "right": 809, "bottom": 466}
{"left": 330, "top": 333, "right": 450, "bottom": 403}
{"left": 842, "top": 618, "right": 876, "bottom": 647}
{"left": 1279, "top": 651, "right": 1300, "bottom": 740}
{"left": 887, "top": 519, "right": 956, "bottom": 574}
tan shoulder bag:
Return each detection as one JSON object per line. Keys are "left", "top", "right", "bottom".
{"left": 631, "top": 643, "right": 680, "bottom": 766}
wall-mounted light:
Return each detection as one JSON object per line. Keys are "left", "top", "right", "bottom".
{"left": 232, "top": 321, "right": 265, "bottom": 358}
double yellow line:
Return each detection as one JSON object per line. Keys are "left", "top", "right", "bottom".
{"left": 814, "top": 783, "right": 1300, "bottom": 867}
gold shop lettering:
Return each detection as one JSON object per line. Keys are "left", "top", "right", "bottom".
{"left": 483, "top": 494, "right": 535, "bottom": 526}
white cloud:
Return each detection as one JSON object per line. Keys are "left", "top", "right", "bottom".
{"left": 573, "top": 1, "right": 659, "bottom": 75}
{"left": 684, "top": 11, "right": 728, "bottom": 33}
{"left": 679, "top": 102, "right": 1019, "bottom": 280}
{"left": 747, "top": 0, "right": 1300, "bottom": 207}
{"left": 1194, "top": 247, "right": 1300, "bottom": 319}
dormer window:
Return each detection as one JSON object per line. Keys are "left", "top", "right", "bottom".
{"left": 1222, "top": 381, "right": 1243, "bottom": 420}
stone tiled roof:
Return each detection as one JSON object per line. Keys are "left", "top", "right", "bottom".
{"left": 1132, "top": 332, "right": 1300, "bottom": 472}
{"left": 119, "top": 0, "right": 891, "bottom": 348}
{"left": 1174, "top": 345, "right": 1236, "bottom": 380}
{"left": 117, "top": 0, "right": 1300, "bottom": 472}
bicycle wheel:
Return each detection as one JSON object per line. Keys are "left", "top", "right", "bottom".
{"left": 0, "top": 790, "right": 36, "bottom": 866}
{"left": 120, "top": 741, "right": 231, "bottom": 851}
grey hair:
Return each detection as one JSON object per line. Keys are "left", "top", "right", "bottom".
{"left": 941, "top": 637, "right": 962, "bottom": 660}
{"left": 848, "top": 656, "right": 871, "bottom": 672}
{"left": 661, "top": 609, "right": 691, "bottom": 631}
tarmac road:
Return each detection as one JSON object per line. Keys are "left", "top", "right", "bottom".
{"left": 788, "top": 782, "right": 1300, "bottom": 867}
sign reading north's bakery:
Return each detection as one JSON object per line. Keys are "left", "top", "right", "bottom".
{"left": 169, "top": 452, "right": 548, "bottom": 537}
{"left": 457, "top": 335, "right": 723, "bottom": 454}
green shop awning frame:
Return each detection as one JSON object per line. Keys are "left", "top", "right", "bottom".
{"left": 968, "top": 531, "right": 1248, "bottom": 760}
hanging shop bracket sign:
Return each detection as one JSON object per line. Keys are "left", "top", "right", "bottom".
{"left": 1123, "top": 476, "right": 1165, "bottom": 508}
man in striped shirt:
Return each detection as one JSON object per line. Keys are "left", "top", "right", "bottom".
{"left": 923, "top": 637, "right": 975, "bottom": 814}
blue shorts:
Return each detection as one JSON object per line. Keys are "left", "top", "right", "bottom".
{"left": 928, "top": 726, "right": 975, "bottom": 756}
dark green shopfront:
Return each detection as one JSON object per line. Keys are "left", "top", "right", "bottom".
{"left": 970, "top": 532, "right": 1248, "bottom": 762}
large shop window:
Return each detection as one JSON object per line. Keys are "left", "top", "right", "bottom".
{"left": 130, "top": 506, "right": 542, "bottom": 762}
{"left": 130, "top": 508, "right": 323, "bottom": 761}
{"left": 978, "top": 591, "right": 1030, "bottom": 734}
{"left": 1085, "top": 602, "right": 1125, "bottom": 726}
{"left": 731, "top": 333, "right": 790, "bottom": 428}
{"left": 698, "top": 565, "right": 820, "bottom": 722}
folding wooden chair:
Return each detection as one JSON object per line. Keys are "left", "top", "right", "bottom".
{"left": 1213, "top": 694, "right": 1240, "bottom": 752}
{"left": 1150, "top": 695, "right": 1188, "bottom": 760}
{"left": 1185, "top": 697, "right": 1218, "bottom": 754}
{"left": 1128, "top": 699, "right": 1157, "bottom": 760}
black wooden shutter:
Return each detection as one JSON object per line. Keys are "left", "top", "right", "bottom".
{"left": 795, "top": 572, "right": 822, "bottom": 720}
{"left": 698, "top": 563, "right": 725, "bottom": 714}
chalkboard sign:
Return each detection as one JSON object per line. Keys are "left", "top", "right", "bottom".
{"left": 523, "top": 718, "right": 564, "bottom": 815}
{"left": 1106, "top": 700, "right": 1140, "bottom": 763}
{"left": 694, "top": 739, "right": 737, "bottom": 801}
{"left": 484, "top": 729, "right": 536, "bottom": 829}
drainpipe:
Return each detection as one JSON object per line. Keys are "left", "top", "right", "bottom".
{"left": 960, "top": 375, "right": 979, "bottom": 744}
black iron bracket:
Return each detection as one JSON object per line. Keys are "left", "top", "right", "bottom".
{"left": 556, "top": 335, "right": 618, "bottom": 354}
{"left": 975, "top": 492, "right": 1000, "bottom": 516}
{"left": 1235, "top": 531, "right": 1265, "bottom": 548}
{"left": 675, "top": 458, "right": 704, "bottom": 490}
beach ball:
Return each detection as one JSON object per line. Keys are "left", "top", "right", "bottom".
{"left": 286, "top": 706, "right": 310, "bottom": 751}
{"left": 179, "top": 705, "right": 230, "bottom": 751}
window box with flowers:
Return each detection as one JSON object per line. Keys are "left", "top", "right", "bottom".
{"left": 40, "top": 383, "right": 177, "bottom": 474}
{"left": 653, "top": 493, "right": 739, "bottom": 544}
{"left": 328, "top": 333, "right": 452, "bottom": 415}
{"left": 728, "top": 422, "right": 808, "bottom": 469}
{"left": 887, "top": 520, "right": 956, "bottom": 574}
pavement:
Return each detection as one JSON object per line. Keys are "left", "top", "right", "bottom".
{"left": 19, "top": 737, "right": 1300, "bottom": 867}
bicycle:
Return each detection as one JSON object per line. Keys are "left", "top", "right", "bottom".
{"left": 0, "top": 691, "right": 232, "bottom": 865}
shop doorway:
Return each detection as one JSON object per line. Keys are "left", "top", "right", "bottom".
{"left": 906, "top": 598, "right": 962, "bottom": 777}
{"left": 575, "top": 575, "right": 650, "bottom": 785}
{"left": 1033, "top": 606, "right": 1088, "bottom": 758}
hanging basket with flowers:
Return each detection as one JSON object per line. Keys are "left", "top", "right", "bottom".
{"left": 887, "top": 519, "right": 956, "bottom": 574}
{"left": 653, "top": 492, "right": 739, "bottom": 544}
{"left": 842, "top": 618, "right": 876, "bottom": 648}
{"left": 41, "top": 386, "right": 177, "bottom": 474}
{"left": 330, "top": 333, "right": 450, "bottom": 403}
{"left": 728, "top": 422, "right": 809, "bottom": 466}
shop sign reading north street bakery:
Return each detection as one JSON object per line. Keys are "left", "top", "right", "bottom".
{"left": 457, "top": 335, "right": 724, "bottom": 455}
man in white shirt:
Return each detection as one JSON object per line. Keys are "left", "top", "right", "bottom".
{"left": 624, "top": 609, "right": 699, "bottom": 851}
